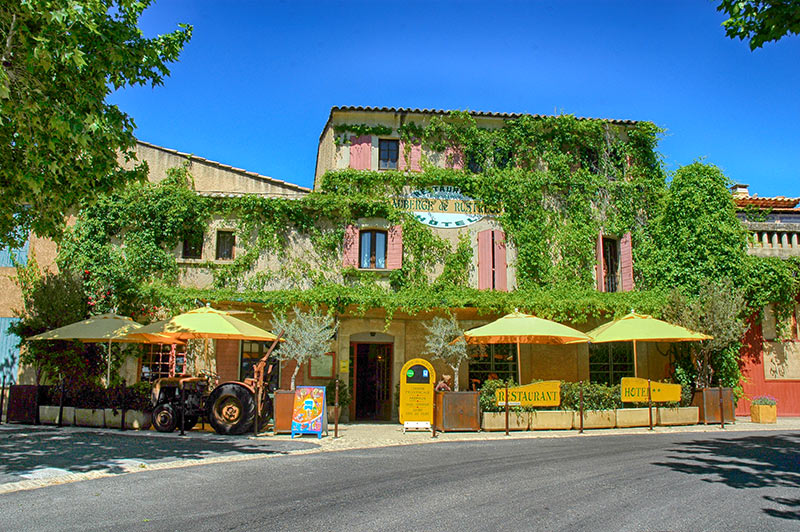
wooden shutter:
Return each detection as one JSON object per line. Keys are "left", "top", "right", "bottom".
{"left": 349, "top": 135, "right": 371, "bottom": 170}
{"left": 342, "top": 224, "right": 359, "bottom": 267}
{"left": 620, "top": 232, "right": 634, "bottom": 292}
{"left": 493, "top": 230, "right": 507, "bottom": 291}
{"left": 478, "top": 230, "right": 493, "bottom": 290}
{"left": 596, "top": 231, "right": 605, "bottom": 292}
{"left": 386, "top": 225, "right": 403, "bottom": 270}
{"left": 399, "top": 141, "right": 422, "bottom": 172}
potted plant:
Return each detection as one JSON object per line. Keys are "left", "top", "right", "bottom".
{"left": 326, "top": 379, "right": 351, "bottom": 424}
{"left": 271, "top": 307, "right": 337, "bottom": 433}
{"left": 750, "top": 395, "right": 777, "bottom": 423}
{"left": 424, "top": 316, "right": 479, "bottom": 432}
{"left": 479, "top": 378, "right": 529, "bottom": 431}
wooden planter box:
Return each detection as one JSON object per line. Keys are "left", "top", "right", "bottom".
{"left": 273, "top": 390, "right": 295, "bottom": 434}
{"left": 531, "top": 410, "right": 573, "bottom": 430}
{"left": 750, "top": 404, "right": 777, "bottom": 424}
{"left": 692, "top": 388, "right": 735, "bottom": 424}
{"left": 615, "top": 408, "right": 656, "bottom": 428}
{"left": 39, "top": 406, "right": 74, "bottom": 426}
{"left": 481, "top": 411, "right": 529, "bottom": 431}
{"left": 657, "top": 406, "right": 699, "bottom": 426}
{"left": 104, "top": 409, "right": 152, "bottom": 430}
{"left": 75, "top": 408, "right": 105, "bottom": 427}
{"left": 573, "top": 410, "right": 615, "bottom": 429}
{"left": 435, "top": 391, "right": 480, "bottom": 432}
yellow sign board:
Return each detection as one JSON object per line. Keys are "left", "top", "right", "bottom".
{"left": 620, "top": 377, "right": 682, "bottom": 403}
{"left": 399, "top": 358, "right": 435, "bottom": 424}
{"left": 495, "top": 381, "right": 561, "bottom": 407}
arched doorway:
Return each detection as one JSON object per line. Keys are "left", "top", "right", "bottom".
{"left": 349, "top": 332, "right": 394, "bottom": 421}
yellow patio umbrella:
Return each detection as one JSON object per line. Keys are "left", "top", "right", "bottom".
{"left": 27, "top": 313, "right": 182, "bottom": 384}
{"left": 461, "top": 311, "right": 591, "bottom": 381}
{"left": 586, "top": 312, "right": 712, "bottom": 377}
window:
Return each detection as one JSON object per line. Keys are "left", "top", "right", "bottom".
{"left": 140, "top": 344, "right": 187, "bottom": 382}
{"left": 216, "top": 230, "right": 235, "bottom": 260}
{"left": 589, "top": 342, "right": 633, "bottom": 385}
{"left": 378, "top": 139, "right": 398, "bottom": 170}
{"left": 602, "top": 237, "right": 619, "bottom": 292}
{"left": 469, "top": 344, "right": 517, "bottom": 387}
{"left": 182, "top": 229, "right": 203, "bottom": 259}
{"left": 359, "top": 229, "right": 387, "bottom": 269}
{"left": 241, "top": 341, "right": 280, "bottom": 390}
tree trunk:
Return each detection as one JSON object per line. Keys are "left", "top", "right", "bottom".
{"left": 453, "top": 365, "right": 460, "bottom": 392}
{"left": 290, "top": 363, "right": 299, "bottom": 390}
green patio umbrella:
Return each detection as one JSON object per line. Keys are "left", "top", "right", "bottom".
{"left": 586, "top": 312, "right": 712, "bottom": 377}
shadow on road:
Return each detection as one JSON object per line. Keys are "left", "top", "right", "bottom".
{"left": 653, "top": 433, "right": 800, "bottom": 521}
{"left": 0, "top": 425, "right": 315, "bottom": 480}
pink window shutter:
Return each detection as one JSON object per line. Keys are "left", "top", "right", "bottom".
{"left": 342, "top": 224, "right": 359, "bottom": 267}
{"left": 596, "top": 231, "right": 605, "bottom": 292}
{"left": 398, "top": 141, "right": 422, "bottom": 172}
{"left": 386, "top": 225, "right": 403, "bottom": 270}
{"left": 444, "top": 146, "right": 464, "bottom": 169}
{"left": 620, "top": 232, "right": 634, "bottom": 292}
{"left": 493, "top": 230, "right": 507, "bottom": 291}
{"left": 349, "top": 135, "right": 371, "bottom": 170}
{"left": 477, "top": 230, "right": 493, "bottom": 290}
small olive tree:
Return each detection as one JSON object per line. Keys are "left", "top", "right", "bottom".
{"left": 272, "top": 307, "right": 337, "bottom": 390}
{"left": 423, "top": 316, "right": 469, "bottom": 391}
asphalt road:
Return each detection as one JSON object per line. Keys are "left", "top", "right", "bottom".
{"left": 1, "top": 430, "right": 798, "bottom": 531}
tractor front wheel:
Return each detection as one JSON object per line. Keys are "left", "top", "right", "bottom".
{"left": 153, "top": 404, "right": 178, "bottom": 432}
{"left": 207, "top": 384, "right": 255, "bottom": 435}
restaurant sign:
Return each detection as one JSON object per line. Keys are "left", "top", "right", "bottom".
{"left": 399, "top": 358, "right": 435, "bottom": 425}
{"left": 620, "top": 377, "right": 681, "bottom": 403}
{"left": 392, "top": 186, "right": 498, "bottom": 228}
{"left": 495, "top": 381, "right": 561, "bottom": 407}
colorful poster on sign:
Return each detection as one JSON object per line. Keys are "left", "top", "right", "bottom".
{"left": 495, "top": 381, "right": 561, "bottom": 407}
{"left": 620, "top": 377, "right": 681, "bottom": 403}
{"left": 399, "top": 358, "right": 435, "bottom": 424}
{"left": 291, "top": 386, "right": 326, "bottom": 439}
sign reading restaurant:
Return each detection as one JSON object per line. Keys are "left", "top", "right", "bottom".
{"left": 392, "top": 186, "right": 499, "bottom": 228}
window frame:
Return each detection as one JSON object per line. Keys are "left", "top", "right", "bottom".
{"left": 602, "top": 236, "right": 620, "bottom": 293}
{"left": 358, "top": 229, "right": 388, "bottom": 269}
{"left": 240, "top": 341, "right": 281, "bottom": 390}
{"left": 589, "top": 342, "right": 634, "bottom": 385}
{"left": 468, "top": 343, "right": 518, "bottom": 388}
{"left": 215, "top": 230, "right": 235, "bottom": 261}
{"left": 378, "top": 139, "right": 399, "bottom": 170}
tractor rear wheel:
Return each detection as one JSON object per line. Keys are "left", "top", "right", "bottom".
{"left": 153, "top": 404, "right": 177, "bottom": 432}
{"left": 207, "top": 384, "right": 255, "bottom": 435}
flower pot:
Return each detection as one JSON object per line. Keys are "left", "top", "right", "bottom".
{"left": 481, "top": 411, "right": 529, "bottom": 431}
{"left": 691, "top": 388, "right": 734, "bottom": 424}
{"left": 573, "top": 410, "right": 615, "bottom": 429}
{"left": 615, "top": 408, "right": 656, "bottom": 428}
{"left": 657, "top": 406, "right": 699, "bottom": 426}
{"left": 104, "top": 408, "right": 122, "bottom": 429}
{"left": 273, "top": 390, "right": 295, "bottom": 434}
{"left": 39, "top": 405, "right": 74, "bottom": 426}
{"left": 750, "top": 404, "right": 777, "bottom": 424}
{"left": 75, "top": 408, "right": 105, "bottom": 428}
{"left": 531, "top": 410, "right": 574, "bottom": 430}
{"left": 124, "top": 410, "right": 152, "bottom": 430}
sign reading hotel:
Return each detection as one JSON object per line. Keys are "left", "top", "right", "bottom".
{"left": 495, "top": 381, "right": 561, "bottom": 407}
{"left": 620, "top": 377, "right": 681, "bottom": 403}
{"left": 393, "top": 186, "right": 499, "bottom": 228}
{"left": 399, "top": 358, "right": 435, "bottom": 425}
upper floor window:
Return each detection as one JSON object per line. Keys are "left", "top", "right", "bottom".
{"left": 182, "top": 230, "right": 203, "bottom": 260}
{"left": 596, "top": 231, "right": 633, "bottom": 293}
{"left": 359, "top": 230, "right": 387, "bottom": 269}
{"left": 216, "top": 230, "right": 235, "bottom": 260}
{"left": 602, "top": 237, "right": 619, "bottom": 293}
{"left": 378, "top": 139, "right": 398, "bottom": 170}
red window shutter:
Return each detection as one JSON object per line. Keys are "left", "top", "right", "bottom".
{"left": 478, "top": 230, "right": 493, "bottom": 290}
{"left": 493, "top": 230, "right": 507, "bottom": 291}
{"left": 342, "top": 224, "right": 359, "bottom": 267}
{"left": 386, "top": 225, "right": 403, "bottom": 270}
{"left": 349, "top": 135, "right": 371, "bottom": 170}
{"left": 620, "top": 232, "right": 634, "bottom": 292}
{"left": 596, "top": 231, "right": 605, "bottom": 292}
{"left": 399, "top": 141, "right": 422, "bottom": 171}
{"left": 444, "top": 146, "right": 464, "bottom": 169}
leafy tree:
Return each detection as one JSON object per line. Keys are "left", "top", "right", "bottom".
{"left": 717, "top": 0, "right": 800, "bottom": 50}
{"left": 272, "top": 307, "right": 337, "bottom": 390}
{"left": 636, "top": 162, "right": 748, "bottom": 295}
{"left": 423, "top": 316, "right": 469, "bottom": 391}
{"left": 0, "top": 0, "right": 192, "bottom": 247}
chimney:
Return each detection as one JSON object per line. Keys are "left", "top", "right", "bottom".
{"left": 730, "top": 183, "right": 750, "bottom": 198}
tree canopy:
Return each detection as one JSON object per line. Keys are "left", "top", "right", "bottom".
{"left": 0, "top": 0, "right": 192, "bottom": 247}
{"left": 717, "top": 0, "right": 800, "bottom": 50}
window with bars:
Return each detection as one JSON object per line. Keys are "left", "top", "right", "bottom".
{"left": 589, "top": 342, "right": 634, "bottom": 385}
{"left": 602, "top": 237, "right": 619, "bottom": 293}
{"left": 359, "top": 229, "right": 387, "bottom": 269}
{"left": 378, "top": 139, "right": 398, "bottom": 170}
{"left": 468, "top": 343, "right": 517, "bottom": 387}
{"left": 140, "top": 344, "right": 187, "bottom": 382}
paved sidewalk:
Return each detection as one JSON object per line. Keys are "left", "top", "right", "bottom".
{"left": 1, "top": 416, "right": 797, "bottom": 494}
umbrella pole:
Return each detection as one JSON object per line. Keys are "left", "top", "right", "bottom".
{"left": 107, "top": 340, "right": 112, "bottom": 387}
{"left": 633, "top": 340, "right": 638, "bottom": 378}
{"left": 516, "top": 341, "right": 521, "bottom": 384}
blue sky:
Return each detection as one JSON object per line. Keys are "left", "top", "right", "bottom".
{"left": 111, "top": 0, "right": 800, "bottom": 196}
